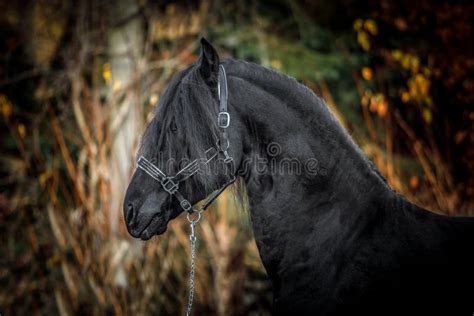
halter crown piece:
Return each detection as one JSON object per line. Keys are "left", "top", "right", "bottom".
{"left": 136, "top": 64, "right": 234, "bottom": 316}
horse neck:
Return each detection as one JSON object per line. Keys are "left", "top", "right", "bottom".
{"left": 227, "top": 60, "right": 396, "bottom": 283}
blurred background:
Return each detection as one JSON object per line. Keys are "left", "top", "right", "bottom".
{"left": 0, "top": 0, "right": 473, "bottom": 315}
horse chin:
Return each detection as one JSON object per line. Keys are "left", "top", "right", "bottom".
{"left": 139, "top": 215, "right": 169, "bottom": 240}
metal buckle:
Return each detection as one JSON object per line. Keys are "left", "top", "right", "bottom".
{"left": 223, "top": 151, "right": 233, "bottom": 164}
{"left": 162, "top": 177, "right": 178, "bottom": 194}
{"left": 218, "top": 112, "right": 230, "bottom": 128}
{"left": 180, "top": 199, "right": 193, "bottom": 212}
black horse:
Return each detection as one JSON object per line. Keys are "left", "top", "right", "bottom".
{"left": 124, "top": 39, "right": 474, "bottom": 315}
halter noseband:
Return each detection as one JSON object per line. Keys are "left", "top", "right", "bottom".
{"left": 137, "top": 64, "right": 235, "bottom": 215}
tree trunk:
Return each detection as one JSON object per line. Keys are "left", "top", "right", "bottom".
{"left": 107, "top": 0, "right": 144, "bottom": 235}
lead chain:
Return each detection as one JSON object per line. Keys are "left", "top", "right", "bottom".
{"left": 186, "top": 215, "right": 199, "bottom": 316}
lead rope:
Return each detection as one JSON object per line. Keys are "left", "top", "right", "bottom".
{"left": 185, "top": 209, "right": 202, "bottom": 316}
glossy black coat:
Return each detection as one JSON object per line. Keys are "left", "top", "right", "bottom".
{"left": 124, "top": 39, "right": 474, "bottom": 315}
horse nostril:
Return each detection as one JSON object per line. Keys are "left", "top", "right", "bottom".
{"left": 126, "top": 204, "right": 135, "bottom": 224}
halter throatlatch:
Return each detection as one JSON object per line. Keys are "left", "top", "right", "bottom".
{"left": 136, "top": 64, "right": 235, "bottom": 216}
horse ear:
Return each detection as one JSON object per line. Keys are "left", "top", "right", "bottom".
{"left": 197, "top": 37, "right": 220, "bottom": 86}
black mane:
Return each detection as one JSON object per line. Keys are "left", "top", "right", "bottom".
{"left": 139, "top": 58, "right": 390, "bottom": 198}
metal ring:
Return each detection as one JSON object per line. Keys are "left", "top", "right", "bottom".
{"left": 186, "top": 210, "right": 202, "bottom": 223}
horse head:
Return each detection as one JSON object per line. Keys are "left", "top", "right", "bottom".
{"left": 123, "top": 38, "right": 241, "bottom": 240}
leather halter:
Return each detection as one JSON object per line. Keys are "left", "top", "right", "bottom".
{"left": 137, "top": 65, "right": 235, "bottom": 214}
